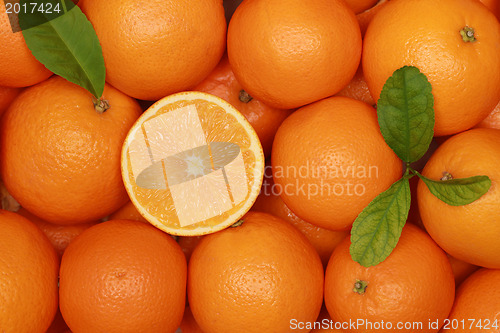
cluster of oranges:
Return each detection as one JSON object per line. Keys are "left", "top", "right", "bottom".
{"left": 1, "top": 0, "right": 500, "bottom": 332}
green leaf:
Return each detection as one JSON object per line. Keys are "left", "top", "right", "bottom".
{"left": 19, "top": 0, "right": 105, "bottom": 98}
{"left": 416, "top": 172, "right": 491, "bottom": 206}
{"left": 377, "top": 66, "right": 434, "bottom": 163}
{"left": 350, "top": 178, "right": 410, "bottom": 267}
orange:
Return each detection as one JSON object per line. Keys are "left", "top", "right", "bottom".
{"left": 356, "top": 0, "right": 388, "bottom": 37}
{"left": 271, "top": 96, "right": 402, "bottom": 230}
{"left": 478, "top": 0, "right": 500, "bottom": 21}
{"left": 418, "top": 128, "right": 500, "bottom": 268}
{"left": 109, "top": 202, "right": 204, "bottom": 261}
{"left": 344, "top": 0, "right": 378, "bottom": 14}
{"left": 179, "top": 307, "right": 205, "bottom": 333}
{"left": 109, "top": 200, "right": 148, "bottom": 223}
{"left": 444, "top": 268, "right": 500, "bottom": 333}
{"left": 81, "top": 0, "right": 226, "bottom": 100}
{"left": 108, "top": 202, "right": 208, "bottom": 263}
{"left": 0, "top": 76, "right": 141, "bottom": 224}
{"left": 0, "top": 3, "right": 52, "bottom": 87}
{"left": 325, "top": 223, "right": 455, "bottom": 333}
{"left": 251, "top": 168, "right": 349, "bottom": 267}
{"left": 121, "top": 91, "right": 265, "bottom": 236}
{"left": 362, "top": 0, "right": 500, "bottom": 136}
{"left": 0, "top": 85, "right": 21, "bottom": 115}
{"left": 17, "top": 208, "right": 98, "bottom": 258}
{"left": 194, "top": 55, "right": 293, "bottom": 158}
{"left": 475, "top": 100, "right": 500, "bottom": 130}
{"left": 188, "top": 211, "right": 324, "bottom": 333}
{"left": 335, "top": 65, "right": 375, "bottom": 106}
{"left": 0, "top": 210, "right": 59, "bottom": 333}
{"left": 59, "top": 219, "right": 187, "bottom": 333}
{"left": 227, "top": 0, "right": 362, "bottom": 109}
{"left": 448, "top": 254, "right": 480, "bottom": 288}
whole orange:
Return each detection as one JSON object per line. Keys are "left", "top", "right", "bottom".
{"left": 0, "top": 85, "right": 21, "bottom": 115}
{"left": 325, "top": 223, "right": 455, "bottom": 333}
{"left": 227, "top": 0, "right": 362, "bottom": 109}
{"left": 81, "top": 0, "right": 226, "bottom": 100}
{"left": 344, "top": 0, "right": 378, "bottom": 14}
{"left": 448, "top": 254, "right": 479, "bottom": 288}
{"left": 0, "top": 76, "right": 141, "bottom": 224}
{"left": 188, "top": 211, "right": 324, "bottom": 333}
{"left": 335, "top": 65, "right": 375, "bottom": 106}
{"left": 475, "top": 100, "right": 500, "bottom": 130}
{"left": 194, "top": 55, "right": 293, "bottom": 158}
{"left": 418, "top": 128, "right": 500, "bottom": 268}
{"left": 362, "top": 0, "right": 500, "bottom": 136}
{"left": 0, "top": 210, "right": 59, "bottom": 333}
{"left": 251, "top": 170, "right": 348, "bottom": 267}
{"left": 17, "top": 208, "right": 98, "bottom": 258}
{"left": 0, "top": 3, "right": 52, "bottom": 87}
{"left": 59, "top": 219, "right": 187, "bottom": 333}
{"left": 109, "top": 201, "right": 148, "bottom": 223}
{"left": 444, "top": 268, "right": 500, "bottom": 333}
{"left": 271, "top": 96, "right": 402, "bottom": 230}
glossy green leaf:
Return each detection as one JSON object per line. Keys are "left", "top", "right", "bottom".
{"left": 20, "top": 0, "right": 105, "bottom": 97}
{"left": 350, "top": 178, "right": 410, "bottom": 267}
{"left": 416, "top": 172, "right": 491, "bottom": 206}
{"left": 377, "top": 66, "right": 434, "bottom": 163}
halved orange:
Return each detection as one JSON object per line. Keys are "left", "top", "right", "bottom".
{"left": 121, "top": 91, "right": 265, "bottom": 236}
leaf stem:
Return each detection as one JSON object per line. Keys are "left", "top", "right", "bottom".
{"left": 60, "top": 0, "right": 68, "bottom": 13}
{"left": 403, "top": 164, "right": 416, "bottom": 179}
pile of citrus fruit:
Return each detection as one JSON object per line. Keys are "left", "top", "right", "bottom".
{"left": 0, "top": 0, "right": 500, "bottom": 332}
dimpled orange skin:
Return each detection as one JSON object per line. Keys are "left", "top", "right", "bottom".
{"left": 0, "top": 210, "right": 59, "bottom": 333}
{"left": 59, "top": 220, "right": 187, "bottom": 333}
{"left": 445, "top": 268, "right": 500, "bottom": 332}
{"left": 362, "top": 0, "right": 500, "bottom": 136}
{"left": 418, "top": 128, "right": 500, "bottom": 268}
{"left": 81, "top": 0, "right": 226, "bottom": 101}
{"left": 325, "top": 224, "right": 455, "bottom": 333}
{"left": 0, "top": 76, "right": 141, "bottom": 224}
{"left": 271, "top": 96, "right": 402, "bottom": 231}
{"left": 0, "top": 3, "right": 52, "bottom": 87}
{"left": 188, "top": 211, "right": 324, "bottom": 333}
{"left": 227, "top": 0, "right": 362, "bottom": 109}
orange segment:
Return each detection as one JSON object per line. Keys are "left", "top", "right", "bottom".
{"left": 122, "top": 91, "right": 264, "bottom": 236}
